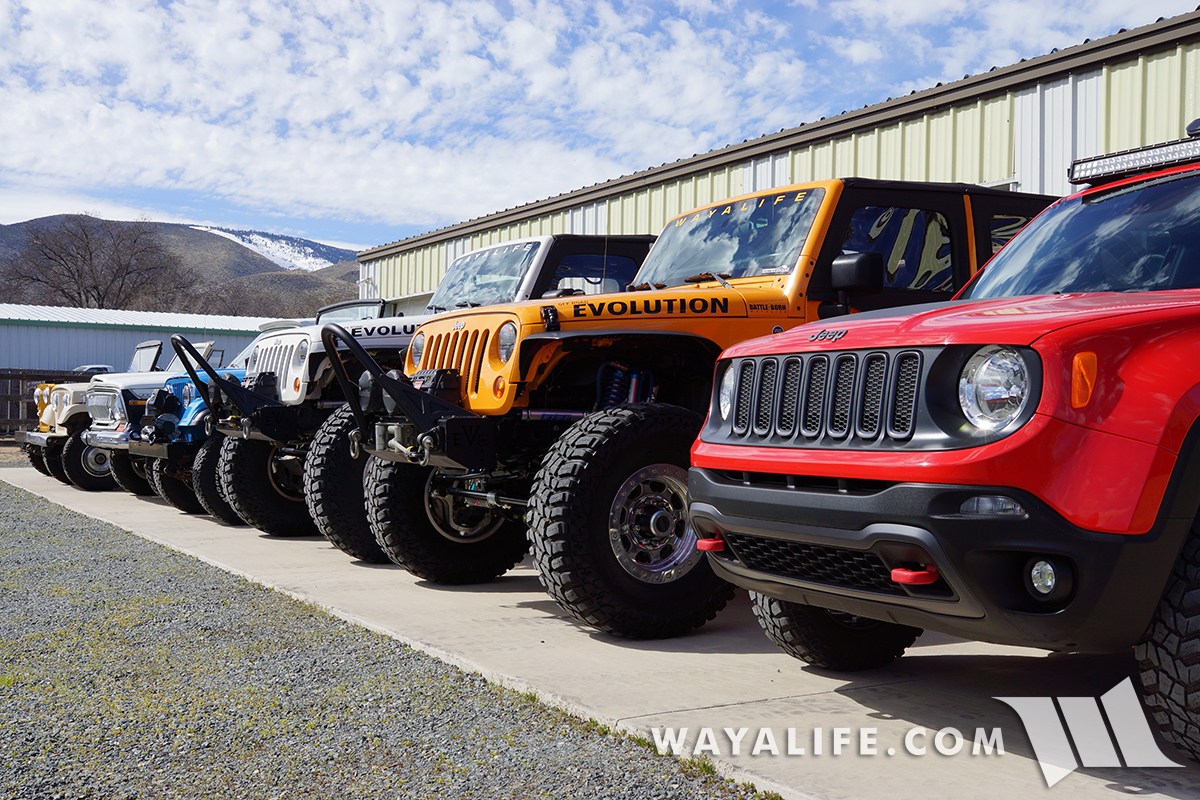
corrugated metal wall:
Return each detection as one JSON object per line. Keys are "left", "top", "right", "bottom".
{"left": 0, "top": 324, "right": 259, "bottom": 371}
{"left": 365, "top": 39, "right": 1200, "bottom": 298}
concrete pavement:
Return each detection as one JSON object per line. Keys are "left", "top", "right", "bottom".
{"left": 5, "top": 466, "right": 1200, "bottom": 800}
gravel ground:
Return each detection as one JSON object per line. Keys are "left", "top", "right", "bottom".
{"left": 0, "top": 480, "right": 772, "bottom": 799}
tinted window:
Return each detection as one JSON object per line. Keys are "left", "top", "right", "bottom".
{"left": 840, "top": 206, "right": 954, "bottom": 292}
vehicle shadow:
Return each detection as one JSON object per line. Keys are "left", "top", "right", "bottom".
{"left": 823, "top": 648, "right": 1200, "bottom": 797}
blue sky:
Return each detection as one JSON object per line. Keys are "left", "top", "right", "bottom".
{"left": 0, "top": 1, "right": 1194, "bottom": 252}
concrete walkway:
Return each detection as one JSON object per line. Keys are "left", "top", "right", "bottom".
{"left": 5, "top": 466, "right": 1200, "bottom": 800}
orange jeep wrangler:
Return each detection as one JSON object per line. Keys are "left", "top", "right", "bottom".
{"left": 324, "top": 178, "right": 1053, "bottom": 639}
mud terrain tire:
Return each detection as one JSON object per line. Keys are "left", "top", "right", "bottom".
{"left": 304, "top": 406, "right": 386, "bottom": 562}
{"left": 527, "top": 404, "right": 734, "bottom": 639}
{"left": 192, "top": 434, "right": 245, "bottom": 525}
{"left": 752, "top": 592, "right": 921, "bottom": 670}
{"left": 219, "top": 436, "right": 317, "bottom": 537}
{"left": 365, "top": 457, "right": 528, "bottom": 583}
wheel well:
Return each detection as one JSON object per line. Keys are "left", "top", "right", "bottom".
{"left": 531, "top": 334, "right": 721, "bottom": 414}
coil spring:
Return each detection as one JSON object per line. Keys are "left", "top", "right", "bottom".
{"left": 596, "top": 362, "right": 632, "bottom": 409}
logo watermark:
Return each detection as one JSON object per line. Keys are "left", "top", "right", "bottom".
{"left": 651, "top": 725, "right": 1003, "bottom": 759}
{"left": 995, "top": 677, "right": 1183, "bottom": 787}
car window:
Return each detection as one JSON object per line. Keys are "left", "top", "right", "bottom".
{"left": 839, "top": 206, "right": 954, "bottom": 293}
{"left": 542, "top": 254, "right": 640, "bottom": 297}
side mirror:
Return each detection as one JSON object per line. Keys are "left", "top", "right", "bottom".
{"left": 831, "top": 252, "right": 884, "bottom": 295}
{"left": 819, "top": 252, "right": 885, "bottom": 320}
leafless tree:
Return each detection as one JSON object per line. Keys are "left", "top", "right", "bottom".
{"left": 0, "top": 214, "right": 193, "bottom": 309}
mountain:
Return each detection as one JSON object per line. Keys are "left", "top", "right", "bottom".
{"left": 0, "top": 215, "right": 363, "bottom": 317}
{"left": 189, "top": 226, "right": 357, "bottom": 272}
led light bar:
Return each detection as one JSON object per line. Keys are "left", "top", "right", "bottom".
{"left": 1069, "top": 130, "right": 1200, "bottom": 186}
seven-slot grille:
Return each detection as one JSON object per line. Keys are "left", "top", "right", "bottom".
{"left": 252, "top": 340, "right": 299, "bottom": 379}
{"left": 423, "top": 328, "right": 491, "bottom": 395}
{"left": 730, "top": 350, "right": 922, "bottom": 443}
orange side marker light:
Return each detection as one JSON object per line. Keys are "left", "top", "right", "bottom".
{"left": 1071, "top": 351, "right": 1097, "bottom": 409}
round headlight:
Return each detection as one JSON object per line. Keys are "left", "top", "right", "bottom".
{"left": 181, "top": 381, "right": 196, "bottom": 406}
{"left": 410, "top": 332, "right": 425, "bottom": 368}
{"left": 958, "top": 345, "right": 1030, "bottom": 431}
{"left": 718, "top": 362, "right": 738, "bottom": 421}
{"left": 249, "top": 346, "right": 260, "bottom": 369}
{"left": 295, "top": 340, "right": 309, "bottom": 366}
{"left": 497, "top": 322, "right": 517, "bottom": 364}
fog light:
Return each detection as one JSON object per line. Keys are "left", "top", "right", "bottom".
{"left": 959, "top": 495, "right": 1026, "bottom": 517}
{"left": 1029, "top": 560, "right": 1056, "bottom": 595}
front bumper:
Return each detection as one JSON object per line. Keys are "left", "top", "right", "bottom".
{"left": 16, "top": 431, "right": 52, "bottom": 448}
{"left": 688, "top": 467, "right": 1191, "bottom": 653}
{"left": 81, "top": 428, "right": 131, "bottom": 450}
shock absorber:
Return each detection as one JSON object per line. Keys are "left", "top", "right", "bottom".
{"left": 596, "top": 362, "right": 632, "bottom": 409}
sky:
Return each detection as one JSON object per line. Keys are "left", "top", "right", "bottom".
{"left": 0, "top": 1, "right": 1195, "bottom": 252}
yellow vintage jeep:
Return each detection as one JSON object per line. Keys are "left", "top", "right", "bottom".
{"left": 325, "top": 178, "right": 1053, "bottom": 639}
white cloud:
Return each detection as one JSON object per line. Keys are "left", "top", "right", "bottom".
{"left": 0, "top": 0, "right": 1192, "bottom": 240}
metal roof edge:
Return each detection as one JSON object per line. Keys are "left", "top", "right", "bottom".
{"left": 358, "top": 9, "right": 1200, "bottom": 262}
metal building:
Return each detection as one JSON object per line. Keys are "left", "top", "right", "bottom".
{"left": 0, "top": 304, "right": 279, "bottom": 371}
{"left": 359, "top": 10, "right": 1200, "bottom": 300}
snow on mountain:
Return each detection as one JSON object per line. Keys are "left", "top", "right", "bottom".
{"left": 191, "top": 226, "right": 356, "bottom": 272}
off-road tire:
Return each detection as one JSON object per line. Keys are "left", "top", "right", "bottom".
{"left": 27, "top": 447, "right": 50, "bottom": 476}
{"left": 43, "top": 441, "right": 70, "bottom": 485}
{"left": 61, "top": 430, "right": 116, "bottom": 491}
{"left": 752, "top": 592, "right": 921, "bottom": 670}
{"left": 527, "top": 403, "right": 735, "bottom": 639}
{"left": 1136, "top": 521, "right": 1200, "bottom": 762}
{"left": 304, "top": 406, "right": 386, "bottom": 562}
{"left": 110, "top": 451, "right": 155, "bottom": 496}
{"left": 150, "top": 457, "right": 205, "bottom": 514}
{"left": 192, "top": 434, "right": 245, "bottom": 525}
{"left": 219, "top": 436, "right": 317, "bottom": 537}
{"left": 365, "top": 458, "right": 529, "bottom": 583}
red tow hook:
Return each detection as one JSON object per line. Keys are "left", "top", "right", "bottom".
{"left": 891, "top": 564, "right": 939, "bottom": 585}
{"left": 696, "top": 536, "right": 725, "bottom": 552}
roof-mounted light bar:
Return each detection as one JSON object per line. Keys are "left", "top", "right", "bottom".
{"left": 1069, "top": 119, "right": 1200, "bottom": 186}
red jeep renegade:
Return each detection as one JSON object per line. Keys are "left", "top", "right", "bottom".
{"left": 689, "top": 124, "right": 1200, "bottom": 759}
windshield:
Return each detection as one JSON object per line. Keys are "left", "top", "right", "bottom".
{"left": 962, "top": 171, "right": 1200, "bottom": 300}
{"left": 163, "top": 341, "right": 214, "bottom": 374}
{"left": 316, "top": 301, "right": 384, "bottom": 325}
{"left": 127, "top": 342, "right": 162, "bottom": 372}
{"left": 428, "top": 241, "right": 542, "bottom": 311}
{"left": 226, "top": 340, "right": 257, "bottom": 370}
{"left": 633, "top": 188, "right": 826, "bottom": 288}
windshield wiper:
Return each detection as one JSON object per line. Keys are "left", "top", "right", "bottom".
{"left": 455, "top": 300, "right": 482, "bottom": 308}
{"left": 684, "top": 271, "right": 734, "bottom": 290}
{"left": 628, "top": 282, "right": 666, "bottom": 292}
{"left": 427, "top": 304, "right": 447, "bottom": 313}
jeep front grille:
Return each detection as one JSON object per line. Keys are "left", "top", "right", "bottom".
{"left": 729, "top": 348, "right": 924, "bottom": 447}
{"left": 424, "top": 328, "right": 490, "bottom": 396}
{"left": 253, "top": 340, "right": 297, "bottom": 379}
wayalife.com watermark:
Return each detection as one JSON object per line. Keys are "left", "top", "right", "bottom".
{"left": 651, "top": 678, "right": 1183, "bottom": 788}
{"left": 651, "top": 725, "right": 1004, "bottom": 759}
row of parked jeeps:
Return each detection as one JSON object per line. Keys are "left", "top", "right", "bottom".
{"left": 20, "top": 124, "right": 1200, "bottom": 763}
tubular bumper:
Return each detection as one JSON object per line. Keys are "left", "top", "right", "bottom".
{"left": 321, "top": 323, "right": 490, "bottom": 469}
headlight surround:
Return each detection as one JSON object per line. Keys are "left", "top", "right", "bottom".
{"left": 958, "top": 345, "right": 1030, "bottom": 431}
{"left": 180, "top": 381, "right": 196, "bottom": 407}
{"left": 295, "top": 340, "right": 309, "bottom": 367}
{"left": 497, "top": 322, "right": 517, "bottom": 364}
{"left": 50, "top": 387, "right": 68, "bottom": 413}
{"left": 718, "top": 362, "right": 738, "bottom": 421}
{"left": 249, "top": 346, "right": 260, "bottom": 371}
{"left": 410, "top": 332, "right": 425, "bottom": 368}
